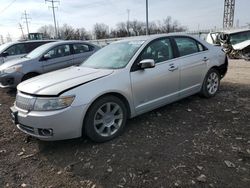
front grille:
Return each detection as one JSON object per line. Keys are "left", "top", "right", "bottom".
{"left": 15, "top": 92, "right": 36, "bottom": 111}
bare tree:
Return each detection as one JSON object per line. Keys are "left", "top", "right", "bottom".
{"left": 115, "top": 22, "right": 128, "bottom": 37}
{"left": 58, "top": 24, "right": 75, "bottom": 40}
{"left": 93, "top": 23, "right": 109, "bottom": 39}
{"left": 37, "top": 25, "right": 55, "bottom": 39}
{"left": 130, "top": 20, "right": 145, "bottom": 36}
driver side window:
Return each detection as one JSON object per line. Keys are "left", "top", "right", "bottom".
{"left": 140, "top": 38, "right": 174, "bottom": 64}
{"left": 5, "top": 44, "right": 27, "bottom": 56}
{"left": 46, "top": 44, "right": 71, "bottom": 59}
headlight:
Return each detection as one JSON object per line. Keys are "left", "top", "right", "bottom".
{"left": 3, "top": 65, "right": 22, "bottom": 74}
{"left": 33, "top": 95, "right": 75, "bottom": 111}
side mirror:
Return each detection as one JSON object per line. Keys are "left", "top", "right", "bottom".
{"left": 138, "top": 59, "right": 155, "bottom": 69}
{"left": 43, "top": 53, "right": 51, "bottom": 60}
{"left": 1, "top": 52, "right": 9, "bottom": 58}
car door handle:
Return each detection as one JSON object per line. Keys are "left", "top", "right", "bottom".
{"left": 203, "top": 57, "right": 209, "bottom": 62}
{"left": 168, "top": 65, "right": 178, "bottom": 72}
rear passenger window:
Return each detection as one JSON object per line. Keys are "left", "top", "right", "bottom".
{"left": 73, "top": 44, "right": 93, "bottom": 54}
{"left": 140, "top": 38, "right": 173, "bottom": 63}
{"left": 175, "top": 37, "right": 200, "bottom": 56}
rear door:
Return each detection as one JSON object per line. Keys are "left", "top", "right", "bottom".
{"left": 130, "top": 37, "right": 180, "bottom": 114}
{"left": 42, "top": 44, "right": 74, "bottom": 73}
{"left": 72, "top": 43, "right": 95, "bottom": 65}
{"left": 173, "top": 36, "right": 209, "bottom": 97}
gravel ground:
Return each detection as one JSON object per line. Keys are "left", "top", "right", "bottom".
{"left": 0, "top": 59, "right": 249, "bottom": 188}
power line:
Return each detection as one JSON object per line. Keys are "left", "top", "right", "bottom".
{"left": 45, "top": 0, "right": 60, "bottom": 39}
{"left": 0, "top": 0, "right": 17, "bottom": 15}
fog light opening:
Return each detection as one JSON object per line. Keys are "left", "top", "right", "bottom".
{"left": 39, "top": 128, "right": 53, "bottom": 136}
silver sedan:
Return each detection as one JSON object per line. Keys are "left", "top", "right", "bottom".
{"left": 11, "top": 34, "right": 228, "bottom": 142}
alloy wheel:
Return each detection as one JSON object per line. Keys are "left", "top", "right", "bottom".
{"left": 207, "top": 72, "right": 219, "bottom": 95}
{"left": 94, "top": 102, "right": 123, "bottom": 137}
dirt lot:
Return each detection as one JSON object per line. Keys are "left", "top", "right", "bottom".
{"left": 0, "top": 60, "right": 250, "bottom": 188}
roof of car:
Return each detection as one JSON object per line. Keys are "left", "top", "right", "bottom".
{"left": 34, "top": 40, "right": 97, "bottom": 49}
{"left": 116, "top": 33, "right": 192, "bottom": 42}
{"left": 220, "top": 28, "right": 250, "bottom": 34}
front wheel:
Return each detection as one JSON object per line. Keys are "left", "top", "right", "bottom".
{"left": 200, "top": 68, "right": 220, "bottom": 98}
{"left": 84, "top": 95, "right": 128, "bottom": 142}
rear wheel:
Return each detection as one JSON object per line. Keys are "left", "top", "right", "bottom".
{"left": 84, "top": 95, "right": 128, "bottom": 142}
{"left": 200, "top": 68, "right": 220, "bottom": 98}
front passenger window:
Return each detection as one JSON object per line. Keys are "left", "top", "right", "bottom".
{"left": 46, "top": 44, "right": 71, "bottom": 59}
{"left": 5, "top": 44, "right": 27, "bottom": 56}
{"left": 140, "top": 38, "right": 173, "bottom": 63}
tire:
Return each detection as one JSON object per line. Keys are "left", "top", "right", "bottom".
{"left": 200, "top": 68, "right": 220, "bottom": 98}
{"left": 84, "top": 95, "right": 128, "bottom": 142}
{"left": 22, "top": 73, "right": 39, "bottom": 82}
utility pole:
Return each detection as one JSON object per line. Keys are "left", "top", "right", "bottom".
{"left": 146, "top": 0, "right": 149, "bottom": 35}
{"left": 45, "top": 0, "right": 60, "bottom": 38}
{"left": 127, "top": 9, "right": 130, "bottom": 36}
{"left": 223, "top": 0, "right": 235, "bottom": 28}
{"left": 22, "top": 10, "right": 31, "bottom": 35}
{"left": 18, "top": 23, "right": 25, "bottom": 39}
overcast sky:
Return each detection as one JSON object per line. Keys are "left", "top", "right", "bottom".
{"left": 0, "top": 0, "right": 249, "bottom": 41}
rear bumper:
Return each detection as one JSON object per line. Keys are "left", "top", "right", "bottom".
{"left": 10, "top": 104, "right": 88, "bottom": 141}
{"left": 0, "top": 72, "right": 23, "bottom": 88}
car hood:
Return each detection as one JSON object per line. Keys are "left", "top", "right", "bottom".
{"left": 17, "top": 66, "right": 114, "bottom": 96}
{"left": 232, "top": 40, "right": 250, "bottom": 50}
{"left": 0, "top": 57, "right": 30, "bottom": 70}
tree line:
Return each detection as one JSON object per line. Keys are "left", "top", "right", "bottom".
{"left": 37, "top": 16, "right": 187, "bottom": 40}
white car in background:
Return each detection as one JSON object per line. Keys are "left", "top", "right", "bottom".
{"left": 206, "top": 28, "right": 250, "bottom": 60}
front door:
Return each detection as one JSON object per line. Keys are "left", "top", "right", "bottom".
{"left": 42, "top": 44, "right": 74, "bottom": 73}
{"left": 130, "top": 38, "right": 180, "bottom": 115}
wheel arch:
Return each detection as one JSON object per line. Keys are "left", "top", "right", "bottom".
{"left": 81, "top": 92, "right": 132, "bottom": 136}
{"left": 209, "top": 56, "right": 228, "bottom": 79}
{"left": 21, "top": 72, "right": 40, "bottom": 81}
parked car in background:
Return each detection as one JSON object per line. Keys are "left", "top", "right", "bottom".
{"left": 10, "top": 34, "right": 228, "bottom": 142}
{"left": 0, "top": 40, "right": 55, "bottom": 64}
{"left": 206, "top": 28, "right": 250, "bottom": 60}
{"left": 0, "top": 40, "right": 100, "bottom": 88}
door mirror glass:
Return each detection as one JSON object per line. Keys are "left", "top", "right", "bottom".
{"left": 1, "top": 51, "right": 9, "bottom": 57}
{"left": 138, "top": 59, "right": 155, "bottom": 69}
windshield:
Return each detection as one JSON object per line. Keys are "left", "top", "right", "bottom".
{"left": 82, "top": 40, "right": 145, "bottom": 69}
{"left": 230, "top": 30, "right": 250, "bottom": 45}
{"left": 25, "top": 43, "right": 54, "bottom": 59}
